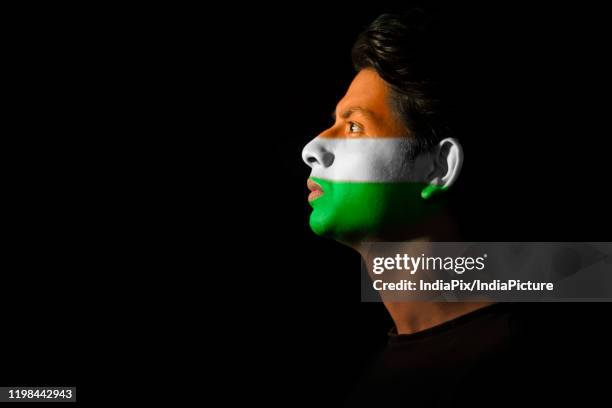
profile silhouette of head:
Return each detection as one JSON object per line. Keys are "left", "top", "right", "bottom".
{"left": 302, "top": 12, "right": 463, "bottom": 244}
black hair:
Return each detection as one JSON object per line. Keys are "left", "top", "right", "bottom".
{"left": 352, "top": 10, "right": 455, "bottom": 152}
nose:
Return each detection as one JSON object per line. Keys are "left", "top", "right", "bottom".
{"left": 301, "top": 137, "right": 335, "bottom": 169}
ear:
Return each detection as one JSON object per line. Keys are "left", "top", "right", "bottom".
{"left": 421, "top": 138, "right": 463, "bottom": 199}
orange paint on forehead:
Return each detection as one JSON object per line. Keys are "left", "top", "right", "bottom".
{"left": 319, "top": 69, "right": 410, "bottom": 139}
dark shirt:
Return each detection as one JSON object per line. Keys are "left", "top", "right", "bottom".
{"left": 344, "top": 303, "right": 609, "bottom": 407}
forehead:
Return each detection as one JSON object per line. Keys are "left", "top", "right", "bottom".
{"left": 337, "top": 69, "right": 391, "bottom": 116}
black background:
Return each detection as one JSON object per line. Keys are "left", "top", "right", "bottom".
{"left": 3, "top": 2, "right": 612, "bottom": 406}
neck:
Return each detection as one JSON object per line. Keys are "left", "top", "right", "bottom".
{"left": 355, "top": 211, "right": 493, "bottom": 335}
{"left": 382, "top": 301, "right": 493, "bottom": 335}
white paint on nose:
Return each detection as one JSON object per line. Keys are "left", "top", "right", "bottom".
{"left": 302, "top": 137, "right": 335, "bottom": 169}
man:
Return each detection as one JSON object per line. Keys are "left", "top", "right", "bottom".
{"left": 302, "top": 12, "right": 491, "bottom": 336}
{"left": 300, "top": 12, "right": 560, "bottom": 407}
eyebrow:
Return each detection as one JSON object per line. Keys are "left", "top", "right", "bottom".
{"left": 331, "top": 106, "right": 377, "bottom": 121}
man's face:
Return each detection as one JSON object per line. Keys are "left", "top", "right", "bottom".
{"left": 302, "top": 69, "right": 432, "bottom": 243}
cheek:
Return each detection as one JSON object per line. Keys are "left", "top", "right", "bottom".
{"left": 344, "top": 150, "right": 385, "bottom": 178}
{"left": 347, "top": 143, "right": 413, "bottom": 181}
{"left": 319, "top": 139, "right": 417, "bottom": 182}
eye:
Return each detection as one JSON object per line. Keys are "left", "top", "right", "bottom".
{"left": 348, "top": 122, "right": 363, "bottom": 134}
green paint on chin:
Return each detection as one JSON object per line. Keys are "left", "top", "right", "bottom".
{"left": 309, "top": 177, "right": 441, "bottom": 241}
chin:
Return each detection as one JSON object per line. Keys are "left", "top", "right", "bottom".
{"left": 309, "top": 209, "right": 330, "bottom": 237}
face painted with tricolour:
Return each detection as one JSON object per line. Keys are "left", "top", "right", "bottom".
{"left": 302, "top": 69, "right": 462, "bottom": 243}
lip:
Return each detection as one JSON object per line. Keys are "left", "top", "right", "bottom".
{"left": 307, "top": 178, "right": 324, "bottom": 202}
